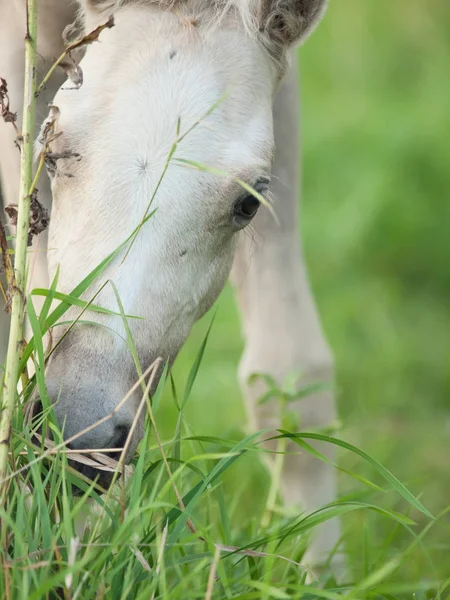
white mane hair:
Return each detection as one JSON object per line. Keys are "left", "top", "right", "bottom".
{"left": 79, "top": 0, "right": 327, "bottom": 65}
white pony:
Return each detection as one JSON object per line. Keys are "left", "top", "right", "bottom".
{"left": 0, "top": 0, "right": 341, "bottom": 572}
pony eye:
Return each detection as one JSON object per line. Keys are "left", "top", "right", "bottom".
{"left": 237, "top": 195, "right": 260, "bottom": 217}
{"left": 233, "top": 180, "right": 269, "bottom": 228}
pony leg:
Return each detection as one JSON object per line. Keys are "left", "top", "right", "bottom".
{"left": 231, "top": 58, "right": 344, "bottom": 575}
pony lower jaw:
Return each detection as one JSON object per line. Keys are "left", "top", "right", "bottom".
{"left": 29, "top": 399, "right": 134, "bottom": 495}
{"left": 69, "top": 460, "right": 119, "bottom": 495}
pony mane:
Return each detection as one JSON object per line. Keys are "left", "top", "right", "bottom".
{"left": 81, "top": 0, "right": 327, "bottom": 66}
{"left": 88, "top": 1, "right": 268, "bottom": 34}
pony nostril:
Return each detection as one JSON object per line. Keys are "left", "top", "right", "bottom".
{"left": 111, "top": 425, "right": 130, "bottom": 450}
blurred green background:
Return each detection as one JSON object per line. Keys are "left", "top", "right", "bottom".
{"left": 159, "top": 0, "right": 450, "bottom": 583}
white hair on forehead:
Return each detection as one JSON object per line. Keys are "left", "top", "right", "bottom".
{"left": 80, "top": 0, "right": 327, "bottom": 64}
{"left": 82, "top": 0, "right": 260, "bottom": 30}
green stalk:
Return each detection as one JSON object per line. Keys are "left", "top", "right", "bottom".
{"left": 262, "top": 435, "right": 287, "bottom": 529}
{"left": 0, "top": 0, "right": 38, "bottom": 497}
{"left": 262, "top": 394, "right": 290, "bottom": 529}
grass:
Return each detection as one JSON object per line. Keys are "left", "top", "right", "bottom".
{"left": 1, "top": 0, "right": 449, "bottom": 597}
{"left": 0, "top": 340, "right": 441, "bottom": 598}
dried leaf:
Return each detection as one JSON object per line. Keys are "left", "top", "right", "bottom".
{"left": 29, "top": 190, "right": 49, "bottom": 244}
{"left": 91, "top": 451, "right": 134, "bottom": 478}
{"left": 4, "top": 205, "right": 18, "bottom": 227}
{"left": 129, "top": 546, "right": 152, "bottom": 572}
{"left": 45, "top": 150, "right": 81, "bottom": 178}
{"left": 38, "top": 104, "right": 60, "bottom": 145}
{"left": 5, "top": 189, "right": 49, "bottom": 246}
{"left": 0, "top": 77, "right": 17, "bottom": 125}
{"left": 65, "top": 538, "right": 79, "bottom": 590}
{"left": 38, "top": 105, "right": 81, "bottom": 178}
{"left": 67, "top": 15, "right": 115, "bottom": 52}
{"left": 33, "top": 433, "right": 134, "bottom": 478}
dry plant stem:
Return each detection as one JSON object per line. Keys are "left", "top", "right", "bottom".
{"left": 0, "top": 0, "right": 38, "bottom": 498}
{"left": 150, "top": 521, "right": 169, "bottom": 600}
{"left": 204, "top": 546, "right": 221, "bottom": 600}
{"left": 35, "top": 16, "right": 114, "bottom": 96}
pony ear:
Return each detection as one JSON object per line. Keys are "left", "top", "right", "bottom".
{"left": 259, "top": 0, "right": 328, "bottom": 48}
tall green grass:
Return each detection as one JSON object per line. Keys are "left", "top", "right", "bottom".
{"left": 1, "top": 0, "right": 449, "bottom": 597}
{"left": 0, "top": 307, "right": 441, "bottom": 597}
